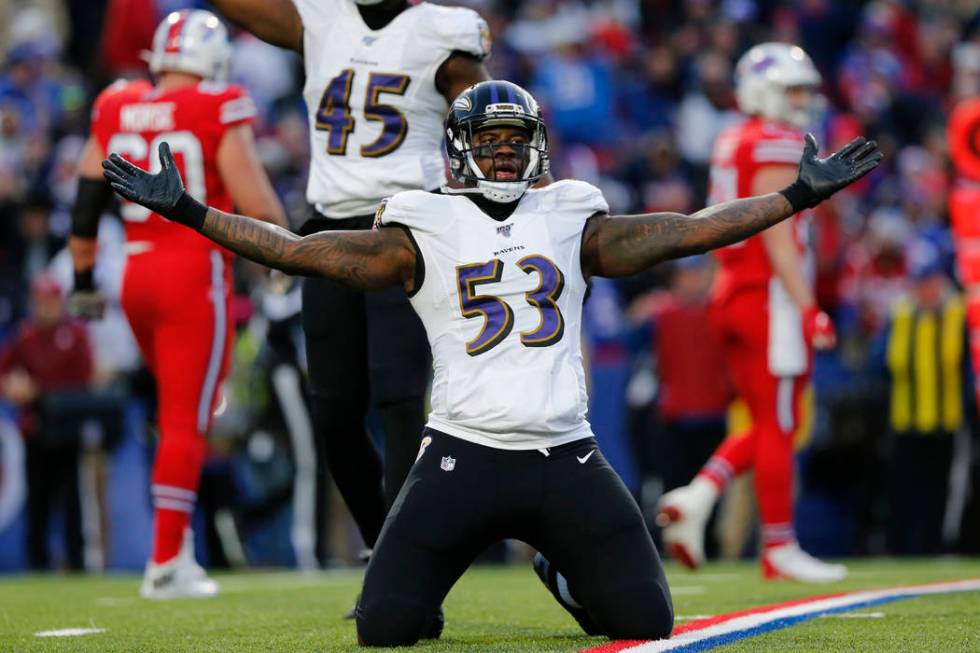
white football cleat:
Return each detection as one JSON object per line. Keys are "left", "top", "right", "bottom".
{"left": 140, "top": 530, "right": 219, "bottom": 599}
{"left": 762, "top": 542, "right": 847, "bottom": 583}
{"left": 655, "top": 477, "right": 718, "bottom": 570}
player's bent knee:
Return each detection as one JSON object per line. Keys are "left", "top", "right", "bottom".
{"left": 355, "top": 598, "right": 430, "bottom": 647}
{"left": 595, "top": 581, "right": 674, "bottom": 640}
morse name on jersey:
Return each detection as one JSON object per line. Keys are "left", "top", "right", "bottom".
{"left": 120, "top": 103, "right": 176, "bottom": 132}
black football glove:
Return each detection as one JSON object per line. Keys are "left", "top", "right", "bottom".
{"left": 69, "top": 289, "right": 106, "bottom": 320}
{"left": 779, "top": 133, "right": 883, "bottom": 213}
{"left": 101, "top": 142, "right": 208, "bottom": 230}
{"left": 68, "top": 269, "right": 106, "bottom": 320}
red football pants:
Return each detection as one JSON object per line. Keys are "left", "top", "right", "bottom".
{"left": 701, "top": 289, "right": 808, "bottom": 547}
{"left": 122, "top": 247, "right": 233, "bottom": 564}
{"left": 951, "top": 185, "right": 980, "bottom": 411}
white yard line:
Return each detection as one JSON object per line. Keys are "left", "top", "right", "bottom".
{"left": 675, "top": 615, "right": 715, "bottom": 621}
{"left": 35, "top": 628, "right": 106, "bottom": 638}
{"left": 669, "top": 586, "right": 705, "bottom": 595}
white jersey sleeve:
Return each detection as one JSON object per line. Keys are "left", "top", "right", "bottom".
{"left": 375, "top": 190, "right": 452, "bottom": 235}
{"left": 291, "top": 0, "right": 331, "bottom": 27}
{"left": 543, "top": 179, "right": 609, "bottom": 220}
{"left": 420, "top": 4, "right": 491, "bottom": 61}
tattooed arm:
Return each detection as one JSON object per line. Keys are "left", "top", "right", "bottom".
{"left": 582, "top": 133, "right": 883, "bottom": 278}
{"left": 100, "top": 143, "right": 415, "bottom": 290}
{"left": 200, "top": 209, "right": 416, "bottom": 290}
{"left": 581, "top": 193, "right": 793, "bottom": 278}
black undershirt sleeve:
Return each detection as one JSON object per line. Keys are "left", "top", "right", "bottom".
{"left": 70, "top": 177, "right": 113, "bottom": 239}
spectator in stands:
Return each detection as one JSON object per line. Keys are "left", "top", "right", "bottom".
{"left": 649, "top": 256, "right": 733, "bottom": 490}
{"left": 873, "top": 239, "right": 973, "bottom": 555}
{"left": 0, "top": 275, "right": 94, "bottom": 570}
{"left": 631, "top": 256, "right": 731, "bottom": 497}
{"left": 6, "top": 195, "right": 63, "bottom": 321}
{"left": 675, "top": 50, "right": 739, "bottom": 177}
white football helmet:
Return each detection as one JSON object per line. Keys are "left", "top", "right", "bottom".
{"left": 147, "top": 10, "right": 232, "bottom": 81}
{"left": 735, "top": 43, "right": 822, "bottom": 129}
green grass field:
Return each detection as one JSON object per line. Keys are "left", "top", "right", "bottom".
{"left": 1, "top": 558, "right": 978, "bottom": 652}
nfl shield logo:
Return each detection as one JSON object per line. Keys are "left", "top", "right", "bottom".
{"left": 496, "top": 224, "right": 512, "bottom": 238}
{"left": 440, "top": 456, "right": 456, "bottom": 472}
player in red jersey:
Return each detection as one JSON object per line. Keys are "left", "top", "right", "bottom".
{"left": 949, "top": 42, "right": 980, "bottom": 412}
{"left": 656, "top": 43, "right": 846, "bottom": 582}
{"left": 69, "top": 9, "right": 287, "bottom": 598}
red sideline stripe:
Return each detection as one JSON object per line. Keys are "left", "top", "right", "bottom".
{"left": 581, "top": 590, "right": 850, "bottom": 653}
{"left": 581, "top": 579, "right": 980, "bottom": 653}
{"left": 579, "top": 640, "right": 644, "bottom": 653}
{"left": 672, "top": 590, "right": 845, "bottom": 635}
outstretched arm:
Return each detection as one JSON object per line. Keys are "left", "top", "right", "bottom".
{"left": 200, "top": 210, "right": 414, "bottom": 288}
{"left": 102, "top": 142, "right": 416, "bottom": 290}
{"left": 583, "top": 193, "right": 793, "bottom": 278}
{"left": 582, "top": 134, "right": 882, "bottom": 278}
{"left": 210, "top": 0, "right": 303, "bottom": 52}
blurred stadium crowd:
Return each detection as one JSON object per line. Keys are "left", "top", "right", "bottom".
{"left": 0, "top": 0, "right": 979, "bottom": 571}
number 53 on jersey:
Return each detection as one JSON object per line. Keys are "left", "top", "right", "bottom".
{"left": 456, "top": 255, "right": 565, "bottom": 356}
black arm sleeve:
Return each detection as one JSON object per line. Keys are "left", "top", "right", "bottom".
{"left": 70, "top": 177, "right": 113, "bottom": 238}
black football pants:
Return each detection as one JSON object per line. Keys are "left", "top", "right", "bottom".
{"left": 356, "top": 429, "right": 674, "bottom": 646}
{"left": 300, "top": 214, "right": 432, "bottom": 556}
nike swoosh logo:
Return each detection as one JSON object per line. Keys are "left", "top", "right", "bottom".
{"left": 577, "top": 450, "right": 595, "bottom": 464}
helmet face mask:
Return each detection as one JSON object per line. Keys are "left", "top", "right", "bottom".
{"left": 147, "top": 10, "right": 233, "bottom": 82}
{"left": 445, "top": 82, "right": 550, "bottom": 203}
{"left": 735, "top": 43, "right": 822, "bottom": 129}
{"left": 470, "top": 135, "right": 533, "bottom": 183}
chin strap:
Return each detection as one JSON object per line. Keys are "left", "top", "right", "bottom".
{"left": 443, "top": 183, "right": 529, "bottom": 204}
{"left": 476, "top": 180, "right": 529, "bottom": 203}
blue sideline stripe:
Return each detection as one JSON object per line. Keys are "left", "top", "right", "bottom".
{"left": 667, "top": 594, "right": 922, "bottom": 652}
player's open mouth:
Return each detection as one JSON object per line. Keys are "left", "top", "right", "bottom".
{"left": 494, "top": 160, "right": 519, "bottom": 181}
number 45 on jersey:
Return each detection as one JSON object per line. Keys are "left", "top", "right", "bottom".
{"left": 316, "top": 70, "right": 410, "bottom": 158}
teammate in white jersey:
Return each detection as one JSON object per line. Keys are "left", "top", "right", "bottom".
{"left": 102, "top": 80, "right": 882, "bottom": 645}
{"left": 209, "top": 0, "right": 491, "bottom": 567}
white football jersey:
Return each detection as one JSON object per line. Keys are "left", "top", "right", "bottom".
{"left": 294, "top": 0, "right": 490, "bottom": 218}
{"left": 378, "top": 181, "right": 610, "bottom": 450}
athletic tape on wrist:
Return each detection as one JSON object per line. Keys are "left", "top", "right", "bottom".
{"left": 73, "top": 269, "right": 94, "bottom": 292}
{"left": 778, "top": 180, "right": 821, "bottom": 213}
{"left": 171, "top": 193, "right": 209, "bottom": 231}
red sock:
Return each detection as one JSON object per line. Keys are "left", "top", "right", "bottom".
{"left": 151, "top": 431, "right": 205, "bottom": 564}
{"left": 152, "top": 508, "right": 190, "bottom": 564}
{"left": 697, "top": 428, "right": 754, "bottom": 491}
{"left": 753, "top": 422, "right": 795, "bottom": 549}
